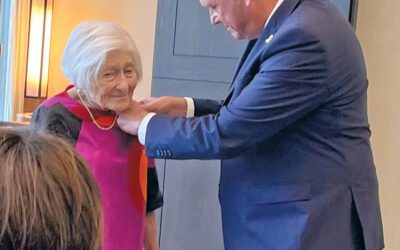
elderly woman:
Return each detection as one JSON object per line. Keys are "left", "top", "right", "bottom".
{"left": 0, "top": 127, "right": 102, "bottom": 250}
{"left": 32, "top": 21, "right": 163, "bottom": 250}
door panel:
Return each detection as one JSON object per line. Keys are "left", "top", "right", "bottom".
{"left": 152, "top": 78, "right": 229, "bottom": 99}
{"left": 158, "top": 160, "right": 223, "bottom": 250}
{"left": 174, "top": 1, "right": 243, "bottom": 58}
{"left": 154, "top": 159, "right": 165, "bottom": 235}
{"left": 153, "top": 0, "right": 245, "bottom": 84}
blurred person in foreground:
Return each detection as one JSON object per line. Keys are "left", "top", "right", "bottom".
{"left": 0, "top": 127, "right": 102, "bottom": 250}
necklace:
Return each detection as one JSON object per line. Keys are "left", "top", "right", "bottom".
{"left": 76, "top": 89, "right": 118, "bottom": 130}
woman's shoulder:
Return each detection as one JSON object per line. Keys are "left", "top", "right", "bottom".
{"left": 40, "top": 86, "right": 78, "bottom": 110}
{"left": 31, "top": 87, "right": 82, "bottom": 143}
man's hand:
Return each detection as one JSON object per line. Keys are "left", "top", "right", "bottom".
{"left": 140, "top": 96, "right": 187, "bottom": 116}
{"left": 117, "top": 100, "right": 149, "bottom": 135}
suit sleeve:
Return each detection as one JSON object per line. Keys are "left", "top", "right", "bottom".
{"left": 193, "top": 98, "right": 224, "bottom": 116}
{"left": 145, "top": 27, "right": 329, "bottom": 159}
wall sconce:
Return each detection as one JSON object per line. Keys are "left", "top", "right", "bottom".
{"left": 25, "top": 0, "right": 53, "bottom": 98}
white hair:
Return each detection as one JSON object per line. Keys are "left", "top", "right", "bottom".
{"left": 61, "top": 20, "right": 142, "bottom": 92}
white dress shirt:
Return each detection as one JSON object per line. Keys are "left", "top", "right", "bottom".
{"left": 138, "top": 0, "right": 285, "bottom": 144}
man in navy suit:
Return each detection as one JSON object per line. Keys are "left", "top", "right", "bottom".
{"left": 118, "top": 0, "right": 384, "bottom": 249}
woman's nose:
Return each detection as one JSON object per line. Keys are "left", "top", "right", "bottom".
{"left": 116, "top": 75, "right": 130, "bottom": 90}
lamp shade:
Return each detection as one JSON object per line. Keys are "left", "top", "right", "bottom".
{"left": 25, "top": 0, "right": 53, "bottom": 98}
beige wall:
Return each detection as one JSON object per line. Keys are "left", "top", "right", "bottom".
{"left": 357, "top": 0, "right": 400, "bottom": 249}
{"left": 48, "top": 0, "right": 157, "bottom": 99}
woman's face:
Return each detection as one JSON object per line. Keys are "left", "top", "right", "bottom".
{"left": 93, "top": 50, "right": 138, "bottom": 112}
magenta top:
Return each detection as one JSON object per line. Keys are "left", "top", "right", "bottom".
{"left": 32, "top": 86, "right": 163, "bottom": 249}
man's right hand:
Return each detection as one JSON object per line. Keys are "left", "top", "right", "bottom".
{"left": 117, "top": 100, "right": 149, "bottom": 135}
{"left": 139, "top": 96, "right": 187, "bottom": 116}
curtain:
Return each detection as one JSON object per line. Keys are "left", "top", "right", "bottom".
{"left": 0, "top": 0, "right": 14, "bottom": 121}
{"left": 0, "top": 0, "right": 30, "bottom": 121}
{"left": 12, "top": 0, "right": 30, "bottom": 120}
{"left": 0, "top": 0, "right": 20, "bottom": 121}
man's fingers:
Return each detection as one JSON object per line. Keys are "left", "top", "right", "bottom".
{"left": 139, "top": 97, "right": 156, "bottom": 105}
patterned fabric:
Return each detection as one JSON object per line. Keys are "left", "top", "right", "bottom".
{"left": 32, "top": 86, "right": 163, "bottom": 250}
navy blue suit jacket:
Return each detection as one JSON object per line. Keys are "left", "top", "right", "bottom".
{"left": 145, "top": 0, "right": 384, "bottom": 249}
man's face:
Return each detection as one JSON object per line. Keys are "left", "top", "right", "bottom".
{"left": 200, "top": 0, "right": 249, "bottom": 40}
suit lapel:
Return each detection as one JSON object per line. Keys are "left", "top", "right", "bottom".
{"left": 231, "top": 39, "right": 257, "bottom": 84}
{"left": 223, "top": 0, "right": 301, "bottom": 106}
{"left": 243, "top": 0, "right": 302, "bottom": 71}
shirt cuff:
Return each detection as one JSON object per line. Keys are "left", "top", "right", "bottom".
{"left": 138, "top": 112, "right": 156, "bottom": 145}
{"left": 184, "top": 97, "right": 195, "bottom": 117}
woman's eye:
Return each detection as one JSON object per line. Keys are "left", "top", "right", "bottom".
{"left": 124, "top": 69, "right": 135, "bottom": 76}
{"left": 103, "top": 71, "right": 116, "bottom": 78}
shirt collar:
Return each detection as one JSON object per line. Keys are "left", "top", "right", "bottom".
{"left": 264, "top": 0, "right": 285, "bottom": 28}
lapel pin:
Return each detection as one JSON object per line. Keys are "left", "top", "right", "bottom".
{"left": 265, "top": 34, "right": 274, "bottom": 44}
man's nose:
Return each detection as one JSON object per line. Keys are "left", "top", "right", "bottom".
{"left": 209, "top": 9, "right": 219, "bottom": 25}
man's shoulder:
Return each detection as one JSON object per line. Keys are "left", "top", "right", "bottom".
{"left": 267, "top": 0, "right": 357, "bottom": 56}
{"left": 285, "top": 0, "right": 353, "bottom": 35}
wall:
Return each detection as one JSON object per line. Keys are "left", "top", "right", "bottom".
{"left": 48, "top": 0, "right": 157, "bottom": 99}
{"left": 356, "top": 0, "right": 400, "bottom": 249}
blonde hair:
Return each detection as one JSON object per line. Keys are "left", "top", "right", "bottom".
{"left": 0, "top": 127, "right": 102, "bottom": 249}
